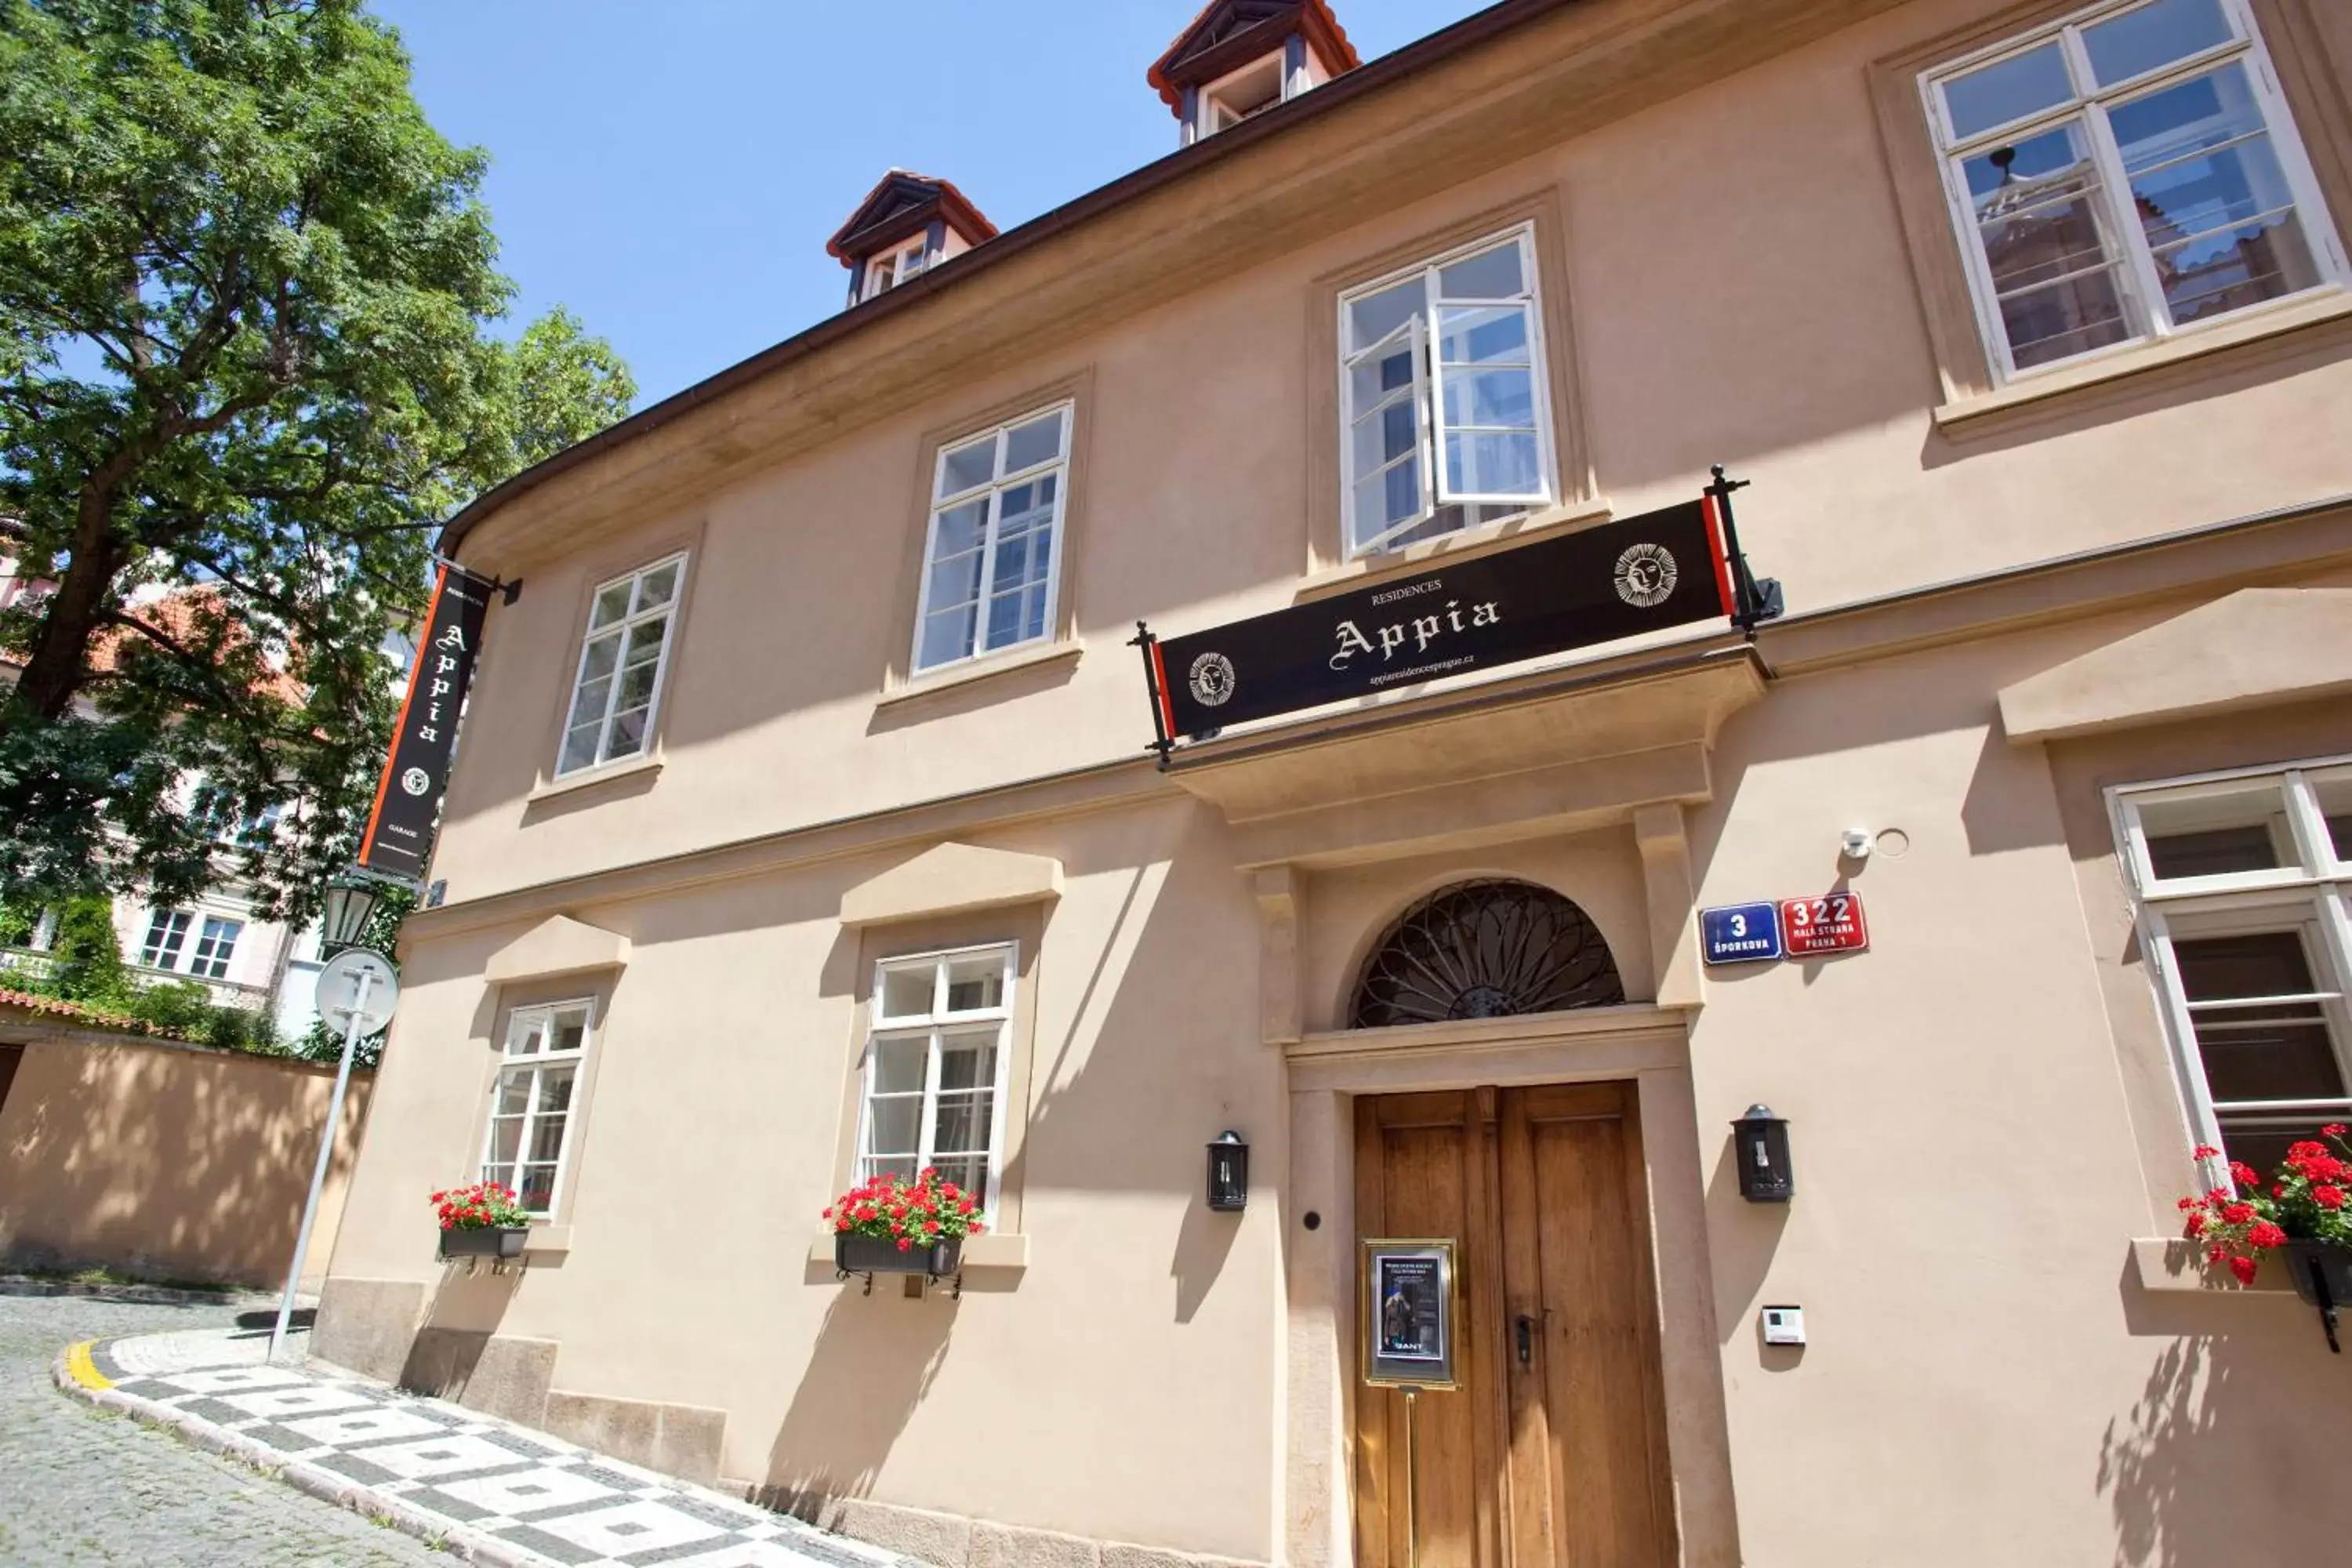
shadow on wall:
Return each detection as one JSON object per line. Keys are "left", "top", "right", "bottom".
{"left": 1701, "top": 1127, "right": 1789, "bottom": 1352}
{"left": 760, "top": 1289, "right": 956, "bottom": 1518}
{"left": 0, "top": 1038, "right": 372, "bottom": 1289}
{"left": 2104, "top": 1269, "right": 2349, "bottom": 1566}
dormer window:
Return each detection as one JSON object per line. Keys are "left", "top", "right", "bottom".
{"left": 1149, "top": 0, "right": 1359, "bottom": 147}
{"left": 827, "top": 171, "right": 998, "bottom": 314}
{"left": 1203, "top": 56, "right": 1283, "bottom": 134}
{"left": 865, "top": 241, "right": 927, "bottom": 301}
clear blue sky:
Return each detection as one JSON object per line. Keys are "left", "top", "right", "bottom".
{"left": 369, "top": 2, "right": 1500, "bottom": 410}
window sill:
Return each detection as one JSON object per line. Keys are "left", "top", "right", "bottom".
{"left": 1298, "top": 497, "right": 1612, "bottom": 604}
{"left": 877, "top": 640, "right": 1082, "bottom": 709}
{"left": 524, "top": 1224, "right": 572, "bottom": 1255}
{"left": 804, "top": 1232, "right": 1028, "bottom": 1273}
{"left": 1935, "top": 289, "right": 2352, "bottom": 437}
{"left": 524, "top": 752, "right": 664, "bottom": 804}
{"left": 2129, "top": 1236, "right": 2290, "bottom": 1294}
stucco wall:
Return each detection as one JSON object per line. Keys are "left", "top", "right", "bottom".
{"left": 1681, "top": 622, "right": 2352, "bottom": 1565}
{"left": 325, "top": 797, "right": 1287, "bottom": 1560}
{"left": 0, "top": 1028, "right": 372, "bottom": 1290}
{"left": 422, "top": 0, "right": 2352, "bottom": 908}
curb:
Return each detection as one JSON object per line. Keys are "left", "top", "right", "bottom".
{"left": 2, "top": 1277, "right": 276, "bottom": 1308}
{"left": 49, "top": 1341, "right": 549, "bottom": 1568}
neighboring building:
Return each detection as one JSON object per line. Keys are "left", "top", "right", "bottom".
{"left": 317, "top": 2, "right": 2352, "bottom": 1566}
{"left": 0, "top": 551, "right": 335, "bottom": 1038}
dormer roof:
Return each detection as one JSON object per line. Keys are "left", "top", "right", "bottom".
{"left": 824, "top": 170, "right": 998, "bottom": 270}
{"left": 1148, "top": 0, "right": 1358, "bottom": 112}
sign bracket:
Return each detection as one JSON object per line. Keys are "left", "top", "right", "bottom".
{"left": 429, "top": 555, "right": 521, "bottom": 604}
{"left": 1130, "top": 620, "right": 1175, "bottom": 771}
{"left": 1705, "top": 464, "right": 1783, "bottom": 633}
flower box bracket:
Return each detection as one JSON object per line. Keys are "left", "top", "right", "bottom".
{"left": 2283, "top": 1239, "right": 2352, "bottom": 1353}
{"left": 835, "top": 1265, "right": 964, "bottom": 1299}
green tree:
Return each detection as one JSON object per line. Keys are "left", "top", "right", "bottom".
{"left": 46, "top": 894, "right": 127, "bottom": 1000}
{"left": 0, "top": 0, "right": 634, "bottom": 921}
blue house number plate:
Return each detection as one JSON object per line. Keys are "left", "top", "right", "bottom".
{"left": 1700, "top": 902, "right": 1784, "bottom": 965}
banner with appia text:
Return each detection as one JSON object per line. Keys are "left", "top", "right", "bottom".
{"left": 1145, "top": 498, "right": 1738, "bottom": 742}
{"left": 358, "top": 564, "right": 495, "bottom": 880}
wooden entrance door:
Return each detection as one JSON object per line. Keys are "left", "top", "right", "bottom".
{"left": 1352, "top": 1083, "right": 1675, "bottom": 1568}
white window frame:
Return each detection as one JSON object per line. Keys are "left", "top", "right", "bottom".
{"left": 1335, "top": 223, "right": 1559, "bottom": 559}
{"left": 866, "top": 239, "right": 927, "bottom": 299}
{"left": 2110, "top": 755, "right": 2352, "bottom": 1189}
{"left": 855, "top": 942, "right": 1017, "bottom": 1203}
{"left": 1921, "top": 0, "right": 2348, "bottom": 383}
{"left": 1203, "top": 54, "right": 1284, "bottom": 133}
{"left": 479, "top": 998, "right": 595, "bottom": 1219}
{"left": 187, "top": 915, "right": 242, "bottom": 981}
{"left": 139, "top": 909, "right": 191, "bottom": 970}
{"left": 909, "top": 402, "right": 1074, "bottom": 676}
{"left": 554, "top": 553, "right": 685, "bottom": 778}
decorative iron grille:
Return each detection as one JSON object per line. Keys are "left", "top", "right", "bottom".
{"left": 1349, "top": 879, "right": 1624, "bottom": 1029}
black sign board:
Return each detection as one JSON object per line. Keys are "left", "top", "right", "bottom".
{"left": 1144, "top": 498, "right": 1739, "bottom": 743}
{"left": 358, "top": 564, "right": 495, "bottom": 880}
{"left": 1363, "top": 1240, "right": 1458, "bottom": 1389}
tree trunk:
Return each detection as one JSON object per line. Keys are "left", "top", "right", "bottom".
{"left": 2, "top": 480, "right": 129, "bottom": 730}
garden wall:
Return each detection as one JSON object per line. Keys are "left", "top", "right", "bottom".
{"left": 0, "top": 1004, "right": 373, "bottom": 1290}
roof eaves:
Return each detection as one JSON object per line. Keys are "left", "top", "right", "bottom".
{"left": 437, "top": 0, "right": 1563, "bottom": 564}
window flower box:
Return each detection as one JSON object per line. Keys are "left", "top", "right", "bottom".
{"left": 439, "top": 1225, "right": 529, "bottom": 1261}
{"left": 824, "top": 1168, "right": 987, "bottom": 1292}
{"left": 430, "top": 1182, "right": 533, "bottom": 1264}
{"left": 2281, "top": 1240, "right": 2352, "bottom": 1311}
{"left": 2176, "top": 1128, "right": 2352, "bottom": 1351}
{"left": 835, "top": 1232, "right": 962, "bottom": 1279}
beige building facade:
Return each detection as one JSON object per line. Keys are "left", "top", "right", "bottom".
{"left": 317, "top": 1, "right": 2352, "bottom": 1563}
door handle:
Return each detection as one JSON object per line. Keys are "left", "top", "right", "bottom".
{"left": 1515, "top": 1313, "right": 1535, "bottom": 1367}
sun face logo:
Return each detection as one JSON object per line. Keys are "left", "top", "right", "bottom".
{"left": 1188, "top": 651, "right": 1236, "bottom": 707}
{"left": 1613, "top": 543, "right": 1679, "bottom": 608}
{"left": 400, "top": 767, "right": 432, "bottom": 797}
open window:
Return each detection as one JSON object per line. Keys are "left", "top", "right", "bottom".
{"left": 1338, "top": 225, "right": 1556, "bottom": 557}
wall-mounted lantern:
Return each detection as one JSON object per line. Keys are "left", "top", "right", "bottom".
{"left": 1733, "top": 1105, "right": 1793, "bottom": 1203}
{"left": 1207, "top": 1131, "right": 1250, "bottom": 1212}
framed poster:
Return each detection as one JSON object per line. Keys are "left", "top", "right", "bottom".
{"left": 1361, "top": 1239, "right": 1459, "bottom": 1390}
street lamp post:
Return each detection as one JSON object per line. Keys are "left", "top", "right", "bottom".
{"left": 269, "top": 868, "right": 407, "bottom": 1363}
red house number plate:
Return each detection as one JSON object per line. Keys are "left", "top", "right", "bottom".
{"left": 1778, "top": 891, "right": 1868, "bottom": 956}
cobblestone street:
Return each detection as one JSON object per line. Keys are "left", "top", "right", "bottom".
{"left": 0, "top": 1293, "right": 448, "bottom": 1567}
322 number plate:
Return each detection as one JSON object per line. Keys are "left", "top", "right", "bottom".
{"left": 1778, "top": 891, "right": 1868, "bottom": 956}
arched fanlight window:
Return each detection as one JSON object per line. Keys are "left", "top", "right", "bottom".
{"left": 1350, "top": 879, "right": 1624, "bottom": 1029}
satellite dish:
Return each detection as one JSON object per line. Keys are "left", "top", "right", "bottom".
{"left": 314, "top": 949, "right": 401, "bottom": 1035}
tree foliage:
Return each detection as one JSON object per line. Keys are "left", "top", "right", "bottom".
{"left": 0, "top": 0, "right": 634, "bottom": 921}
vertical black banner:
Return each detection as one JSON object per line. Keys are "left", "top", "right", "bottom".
{"left": 358, "top": 565, "right": 494, "bottom": 880}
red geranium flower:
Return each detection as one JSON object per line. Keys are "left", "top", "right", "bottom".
{"left": 2229, "top": 1255, "right": 2259, "bottom": 1286}
{"left": 2249, "top": 1221, "right": 2288, "bottom": 1248}
{"left": 2316, "top": 1185, "right": 2347, "bottom": 1210}
{"left": 2220, "top": 1202, "right": 2256, "bottom": 1225}
{"left": 2325, "top": 1123, "right": 2349, "bottom": 1138}
{"left": 2193, "top": 1145, "right": 2223, "bottom": 1160}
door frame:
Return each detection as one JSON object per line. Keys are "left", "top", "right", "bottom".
{"left": 1281, "top": 1004, "right": 1740, "bottom": 1568}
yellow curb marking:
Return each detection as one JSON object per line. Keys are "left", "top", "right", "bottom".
{"left": 64, "top": 1340, "right": 114, "bottom": 1391}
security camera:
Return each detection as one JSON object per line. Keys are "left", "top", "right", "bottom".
{"left": 1839, "top": 829, "right": 1873, "bottom": 861}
